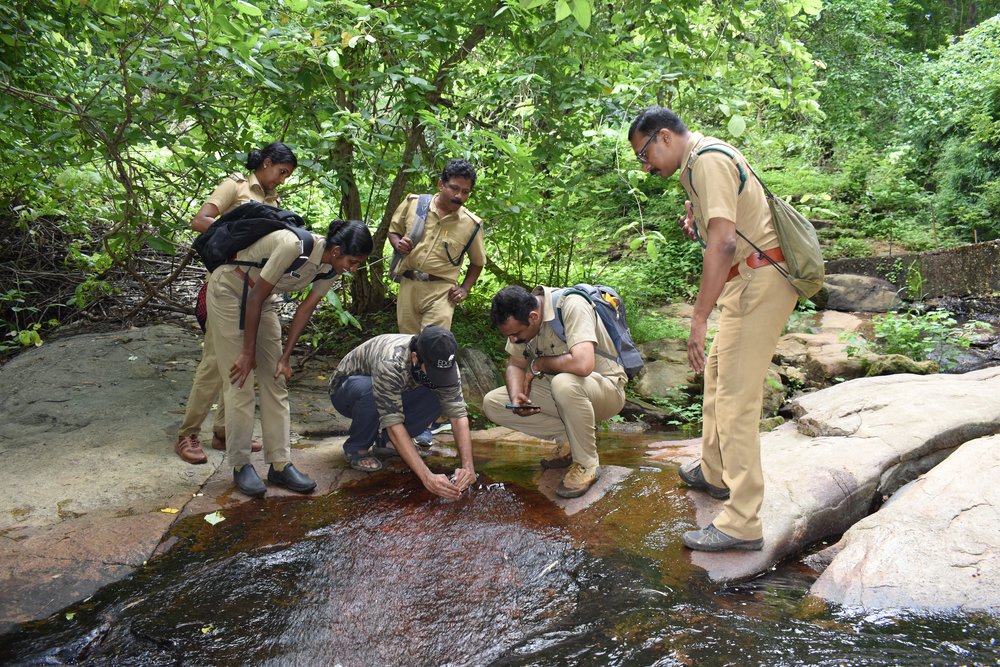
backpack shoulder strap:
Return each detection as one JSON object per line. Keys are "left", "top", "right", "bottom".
{"left": 550, "top": 286, "right": 618, "bottom": 363}
{"left": 687, "top": 143, "right": 747, "bottom": 198}
{"left": 446, "top": 215, "right": 483, "bottom": 267}
{"left": 409, "top": 194, "right": 432, "bottom": 244}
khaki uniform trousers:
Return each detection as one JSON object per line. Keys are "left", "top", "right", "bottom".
{"left": 397, "top": 277, "right": 455, "bottom": 334}
{"left": 178, "top": 319, "right": 225, "bottom": 437}
{"left": 701, "top": 262, "right": 797, "bottom": 540}
{"left": 207, "top": 268, "right": 291, "bottom": 469}
{"left": 482, "top": 372, "right": 626, "bottom": 469}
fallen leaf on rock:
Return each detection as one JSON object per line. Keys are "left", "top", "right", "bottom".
{"left": 204, "top": 511, "right": 225, "bottom": 526}
{"left": 159, "top": 507, "right": 180, "bottom": 514}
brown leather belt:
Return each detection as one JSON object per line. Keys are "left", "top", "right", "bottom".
{"left": 727, "top": 247, "right": 784, "bottom": 282}
{"left": 233, "top": 266, "right": 254, "bottom": 285}
{"left": 401, "top": 270, "right": 449, "bottom": 282}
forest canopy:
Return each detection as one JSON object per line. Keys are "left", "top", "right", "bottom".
{"left": 2, "top": 0, "right": 999, "bottom": 354}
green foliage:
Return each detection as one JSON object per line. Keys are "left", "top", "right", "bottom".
{"left": 628, "top": 312, "right": 688, "bottom": 345}
{"left": 844, "top": 308, "right": 988, "bottom": 368}
{"left": 829, "top": 236, "right": 873, "bottom": 260}
{"left": 644, "top": 387, "right": 703, "bottom": 430}
{"left": 2, "top": 0, "right": 999, "bottom": 357}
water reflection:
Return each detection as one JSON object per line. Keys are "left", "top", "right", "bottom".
{"left": 2, "top": 433, "right": 999, "bottom": 666}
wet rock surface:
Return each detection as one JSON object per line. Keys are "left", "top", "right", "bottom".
{"left": 648, "top": 366, "right": 1000, "bottom": 593}
{"left": 0, "top": 325, "right": 649, "bottom": 632}
{"left": 3, "top": 320, "right": 1000, "bottom": 641}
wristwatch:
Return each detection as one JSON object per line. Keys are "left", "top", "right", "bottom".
{"left": 529, "top": 358, "right": 543, "bottom": 378}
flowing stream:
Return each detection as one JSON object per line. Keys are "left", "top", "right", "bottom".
{"left": 2, "top": 434, "right": 998, "bottom": 666}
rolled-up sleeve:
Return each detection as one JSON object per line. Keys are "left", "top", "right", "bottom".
{"left": 373, "top": 354, "right": 409, "bottom": 429}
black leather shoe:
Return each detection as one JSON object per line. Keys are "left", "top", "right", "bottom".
{"left": 234, "top": 464, "right": 266, "bottom": 497}
{"left": 267, "top": 463, "right": 317, "bottom": 494}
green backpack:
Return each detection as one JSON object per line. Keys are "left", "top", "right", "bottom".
{"left": 687, "top": 143, "right": 825, "bottom": 299}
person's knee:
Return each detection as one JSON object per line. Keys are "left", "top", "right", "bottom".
{"left": 482, "top": 387, "right": 509, "bottom": 422}
{"left": 549, "top": 373, "right": 586, "bottom": 403}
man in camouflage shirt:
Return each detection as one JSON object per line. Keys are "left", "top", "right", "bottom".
{"left": 329, "top": 326, "right": 476, "bottom": 499}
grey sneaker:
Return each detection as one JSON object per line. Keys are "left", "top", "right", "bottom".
{"left": 678, "top": 462, "right": 730, "bottom": 500}
{"left": 682, "top": 524, "right": 763, "bottom": 552}
{"left": 414, "top": 429, "right": 434, "bottom": 448}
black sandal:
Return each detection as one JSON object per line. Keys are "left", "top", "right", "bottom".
{"left": 350, "top": 453, "right": 384, "bottom": 472}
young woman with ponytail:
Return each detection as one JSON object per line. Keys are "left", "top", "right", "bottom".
{"left": 209, "top": 217, "right": 374, "bottom": 497}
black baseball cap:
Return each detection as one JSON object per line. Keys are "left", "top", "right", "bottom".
{"left": 415, "top": 325, "right": 460, "bottom": 386}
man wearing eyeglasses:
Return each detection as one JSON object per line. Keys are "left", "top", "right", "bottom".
{"left": 328, "top": 326, "right": 477, "bottom": 499}
{"left": 628, "top": 106, "right": 797, "bottom": 553}
{"left": 388, "top": 158, "right": 486, "bottom": 335}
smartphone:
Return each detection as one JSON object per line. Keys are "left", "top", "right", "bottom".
{"left": 505, "top": 403, "right": 531, "bottom": 410}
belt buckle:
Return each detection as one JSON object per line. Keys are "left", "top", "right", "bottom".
{"left": 414, "top": 270, "right": 430, "bottom": 281}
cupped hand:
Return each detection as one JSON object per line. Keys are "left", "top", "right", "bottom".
{"left": 423, "top": 472, "right": 461, "bottom": 500}
{"left": 452, "top": 468, "right": 477, "bottom": 492}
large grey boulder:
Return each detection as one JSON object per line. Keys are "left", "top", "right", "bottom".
{"left": 650, "top": 366, "right": 1000, "bottom": 584}
{"left": 823, "top": 273, "right": 902, "bottom": 313}
{"left": 774, "top": 310, "right": 866, "bottom": 385}
{"left": 457, "top": 346, "right": 500, "bottom": 406}
{"left": 634, "top": 339, "right": 693, "bottom": 399}
{"left": 811, "top": 434, "right": 1000, "bottom": 612}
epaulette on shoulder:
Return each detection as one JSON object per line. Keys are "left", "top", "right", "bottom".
{"left": 406, "top": 193, "right": 419, "bottom": 201}
{"left": 462, "top": 209, "right": 482, "bottom": 225}
{"left": 227, "top": 172, "right": 247, "bottom": 183}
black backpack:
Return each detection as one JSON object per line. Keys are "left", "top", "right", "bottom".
{"left": 193, "top": 201, "right": 318, "bottom": 275}
{"left": 192, "top": 201, "right": 334, "bottom": 328}
{"left": 548, "top": 284, "right": 644, "bottom": 380}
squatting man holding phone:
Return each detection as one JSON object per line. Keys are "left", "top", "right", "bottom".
{"left": 481, "top": 285, "right": 627, "bottom": 499}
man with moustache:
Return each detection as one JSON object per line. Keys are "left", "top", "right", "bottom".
{"left": 628, "top": 106, "right": 797, "bottom": 552}
{"left": 388, "top": 158, "right": 486, "bottom": 335}
{"left": 388, "top": 158, "right": 486, "bottom": 447}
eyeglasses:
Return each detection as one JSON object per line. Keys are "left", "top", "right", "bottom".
{"left": 635, "top": 131, "right": 658, "bottom": 164}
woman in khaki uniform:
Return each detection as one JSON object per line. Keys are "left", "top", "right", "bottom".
{"left": 211, "top": 219, "right": 373, "bottom": 497}
{"left": 174, "top": 142, "right": 297, "bottom": 465}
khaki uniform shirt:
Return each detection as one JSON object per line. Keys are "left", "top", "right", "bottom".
{"left": 330, "top": 333, "right": 468, "bottom": 429}
{"left": 389, "top": 194, "right": 486, "bottom": 281}
{"left": 504, "top": 286, "right": 628, "bottom": 387}
{"left": 231, "top": 230, "right": 337, "bottom": 294}
{"left": 678, "top": 133, "right": 778, "bottom": 261}
{"left": 205, "top": 172, "right": 279, "bottom": 216}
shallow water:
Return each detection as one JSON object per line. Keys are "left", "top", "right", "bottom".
{"left": 3, "top": 434, "right": 999, "bottom": 666}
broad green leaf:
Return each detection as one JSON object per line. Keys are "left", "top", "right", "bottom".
{"left": 285, "top": 0, "right": 308, "bottom": 10}
{"left": 326, "top": 50, "right": 341, "bottom": 68}
{"left": 800, "top": 0, "right": 822, "bottom": 16}
{"left": 520, "top": 0, "right": 547, "bottom": 8}
{"left": 233, "top": 0, "right": 263, "bottom": 17}
{"left": 727, "top": 114, "right": 747, "bottom": 137}
{"left": 570, "top": 0, "right": 591, "bottom": 29}
{"left": 555, "top": 0, "right": 571, "bottom": 22}
{"left": 146, "top": 235, "right": 175, "bottom": 254}
{"left": 647, "top": 238, "right": 659, "bottom": 260}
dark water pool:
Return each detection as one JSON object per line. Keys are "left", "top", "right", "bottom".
{"left": 2, "top": 434, "right": 998, "bottom": 666}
